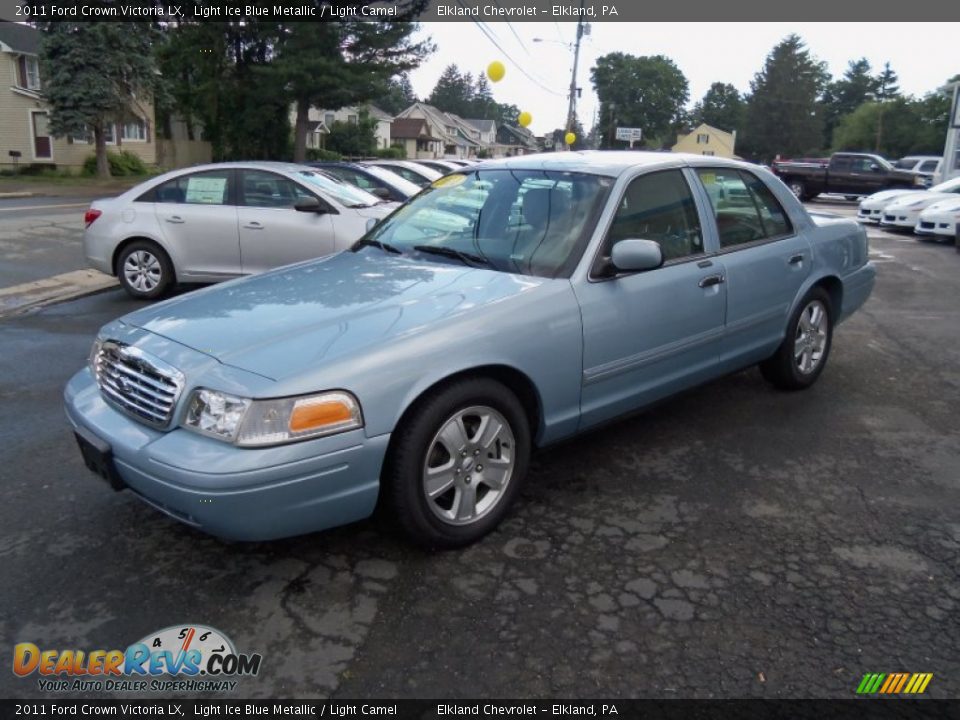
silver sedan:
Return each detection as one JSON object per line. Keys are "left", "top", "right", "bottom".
{"left": 83, "top": 161, "right": 397, "bottom": 299}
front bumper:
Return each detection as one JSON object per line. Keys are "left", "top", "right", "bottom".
{"left": 857, "top": 206, "right": 884, "bottom": 223}
{"left": 916, "top": 216, "right": 959, "bottom": 238}
{"left": 880, "top": 210, "right": 921, "bottom": 229}
{"left": 64, "top": 368, "right": 389, "bottom": 541}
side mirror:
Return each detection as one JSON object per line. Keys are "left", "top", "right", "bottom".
{"left": 370, "top": 187, "right": 392, "bottom": 200}
{"left": 611, "top": 239, "right": 664, "bottom": 273}
{"left": 870, "top": 163, "right": 880, "bottom": 172}
{"left": 294, "top": 197, "right": 325, "bottom": 213}
{"left": 365, "top": 217, "right": 380, "bottom": 232}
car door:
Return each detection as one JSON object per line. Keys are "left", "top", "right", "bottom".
{"left": 237, "top": 169, "right": 336, "bottom": 274}
{"left": 152, "top": 169, "right": 241, "bottom": 279}
{"left": 826, "top": 155, "right": 856, "bottom": 194}
{"left": 694, "top": 168, "right": 811, "bottom": 372}
{"left": 574, "top": 168, "right": 726, "bottom": 429}
{"left": 848, "top": 156, "right": 887, "bottom": 195}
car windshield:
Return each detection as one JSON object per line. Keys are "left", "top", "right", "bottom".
{"left": 359, "top": 164, "right": 423, "bottom": 197}
{"left": 930, "top": 177, "right": 960, "bottom": 194}
{"left": 295, "top": 170, "right": 381, "bottom": 208}
{"left": 359, "top": 169, "right": 612, "bottom": 278}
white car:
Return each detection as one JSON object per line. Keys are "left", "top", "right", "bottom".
{"left": 892, "top": 155, "right": 943, "bottom": 187}
{"left": 879, "top": 177, "right": 960, "bottom": 230}
{"left": 83, "top": 162, "right": 396, "bottom": 299}
{"left": 366, "top": 159, "right": 443, "bottom": 188}
{"left": 915, "top": 198, "right": 960, "bottom": 240}
{"left": 858, "top": 176, "right": 960, "bottom": 226}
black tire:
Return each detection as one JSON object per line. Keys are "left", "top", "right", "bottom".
{"left": 760, "top": 287, "right": 834, "bottom": 391}
{"left": 384, "top": 378, "right": 531, "bottom": 548}
{"left": 786, "top": 178, "right": 808, "bottom": 201}
{"left": 116, "top": 240, "right": 174, "bottom": 300}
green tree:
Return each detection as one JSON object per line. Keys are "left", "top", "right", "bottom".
{"left": 872, "top": 62, "right": 902, "bottom": 151}
{"left": 742, "top": 34, "right": 829, "bottom": 161}
{"left": 691, "top": 82, "right": 745, "bottom": 133}
{"left": 325, "top": 112, "right": 379, "bottom": 157}
{"left": 279, "top": 17, "right": 431, "bottom": 162}
{"left": 376, "top": 73, "right": 418, "bottom": 116}
{"left": 833, "top": 89, "right": 952, "bottom": 158}
{"left": 470, "top": 73, "right": 499, "bottom": 119}
{"left": 427, "top": 64, "right": 476, "bottom": 117}
{"left": 820, "top": 58, "right": 879, "bottom": 147}
{"left": 590, "top": 53, "right": 689, "bottom": 147}
{"left": 38, "top": 22, "right": 163, "bottom": 177}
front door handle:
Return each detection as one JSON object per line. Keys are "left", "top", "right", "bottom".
{"left": 164, "top": 216, "right": 184, "bottom": 224}
{"left": 788, "top": 253, "right": 804, "bottom": 265}
{"left": 243, "top": 222, "right": 263, "bottom": 230}
{"left": 698, "top": 274, "right": 725, "bottom": 288}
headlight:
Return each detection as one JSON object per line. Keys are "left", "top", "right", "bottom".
{"left": 182, "top": 388, "right": 362, "bottom": 447}
{"left": 88, "top": 338, "right": 104, "bottom": 377}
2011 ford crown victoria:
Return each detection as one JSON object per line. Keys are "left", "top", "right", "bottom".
{"left": 65, "top": 152, "right": 876, "bottom": 548}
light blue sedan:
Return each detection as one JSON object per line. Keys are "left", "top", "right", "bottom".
{"left": 65, "top": 152, "right": 875, "bottom": 548}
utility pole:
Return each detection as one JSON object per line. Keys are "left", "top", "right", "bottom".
{"left": 565, "top": 2, "right": 586, "bottom": 150}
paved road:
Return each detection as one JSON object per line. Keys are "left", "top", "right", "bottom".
{"left": 0, "top": 202, "right": 958, "bottom": 700}
{"left": 0, "top": 200, "right": 88, "bottom": 289}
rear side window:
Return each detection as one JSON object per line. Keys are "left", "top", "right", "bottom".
{"left": 918, "top": 160, "right": 939, "bottom": 172}
{"left": 696, "top": 169, "right": 793, "bottom": 249}
{"left": 146, "top": 171, "right": 233, "bottom": 205}
{"left": 606, "top": 170, "right": 704, "bottom": 262}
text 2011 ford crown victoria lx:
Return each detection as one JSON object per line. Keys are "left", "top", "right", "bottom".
{"left": 65, "top": 153, "right": 875, "bottom": 548}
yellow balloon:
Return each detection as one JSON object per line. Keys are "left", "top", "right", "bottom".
{"left": 518, "top": 111, "right": 533, "bottom": 128}
{"left": 487, "top": 61, "right": 505, "bottom": 83}
{"left": 565, "top": 132, "right": 577, "bottom": 146}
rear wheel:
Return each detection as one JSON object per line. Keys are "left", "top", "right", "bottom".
{"left": 385, "top": 378, "right": 530, "bottom": 548}
{"left": 116, "top": 240, "right": 174, "bottom": 300}
{"left": 760, "top": 287, "right": 833, "bottom": 390}
{"left": 786, "top": 178, "right": 815, "bottom": 202}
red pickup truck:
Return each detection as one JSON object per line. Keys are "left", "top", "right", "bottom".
{"left": 772, "top": 152, "right": 925, "bottom": 201}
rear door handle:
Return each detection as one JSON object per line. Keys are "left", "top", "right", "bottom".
{"left": 788, "top": 254, "right": 804, "bottom": 265}
{"left": 164, "top": 216, "right": 184, "bottom": 224}
{"left": 698, "top": 274, "right": 725, "bottom": 288}
{"left": 243, "top": 222, "right": 263, "bottom": 230}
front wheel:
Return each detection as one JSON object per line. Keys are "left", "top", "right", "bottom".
{"left": 760, "top": 287, "right": 834, "bottom": 390}
{"left": 384, "top": 378, "right": 531, "bottom": 548}
{"left": 786, "top": 179, "right": 807, "bottom": 201}
{"left": 117, "top": 240, "right": 174, "bottom": 300}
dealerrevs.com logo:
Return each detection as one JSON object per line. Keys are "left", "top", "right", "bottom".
{"left": 13, "top": 624, "right": 262, "bottom": 693}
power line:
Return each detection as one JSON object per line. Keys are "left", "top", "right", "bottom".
{"left": 464, "top": 15, "right": 565, "bottom": 97}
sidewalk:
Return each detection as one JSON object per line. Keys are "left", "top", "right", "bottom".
{"left": 0, "top": 175, "right": 144, "bottom": 200}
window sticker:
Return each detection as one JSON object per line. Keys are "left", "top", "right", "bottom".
{"left": 185, "top": 177, "right": 227, "bottom": 204}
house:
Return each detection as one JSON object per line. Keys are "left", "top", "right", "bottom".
{"left": 496, "top": 124, "right": 540, "bottom": 156}
{"left": 390, "top": 118, "right": 444, "bottom": 159}
{"left": 293, "top": 104, "right": 393, "bottom": 151}
{"left": 395, "top": 102, "right": 482, "bottom": 159}
{"left": 0, "top": 22, "right": 157, "bottom": 171}
{"left": 464, "top": 119, "right": 497, "bottom": 148}
{"left": 672, "top": 123, "right": 737, "bottom": 158}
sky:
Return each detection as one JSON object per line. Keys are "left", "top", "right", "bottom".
{"left": 406, "top": 22, "right": 960, "bottom": 136}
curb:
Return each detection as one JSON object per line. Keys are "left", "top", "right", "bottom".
{"left": 0, "top": 191, "right": 36, "bottom": 199}
{"left": 0, "top": 270, "right": 119, "bottom": 319}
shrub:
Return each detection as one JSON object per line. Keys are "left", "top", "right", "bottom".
{"left": 305, "top": 148, "right": 342, "bottom": 161}
{"left": 374, "top": 146, "right": 406, "bottom": 159}
{"left": 82, "top": 150, "right": 149, "bottom": 177}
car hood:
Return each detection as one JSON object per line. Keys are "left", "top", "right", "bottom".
{"left": 922, "top": 199, "right": 960, "bottom": 214}
{"left": 885, "top": 191, "right": 955, "bottom": 210}
{"left": 120, "top": 250, "right": 545, "bottom": 382}
{"left": 862, "top": 189, "right": 917, "bottom": 205}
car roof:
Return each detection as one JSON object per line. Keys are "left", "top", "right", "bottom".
{"left": 464, "top": 151, "right": 749, "bottom": 178}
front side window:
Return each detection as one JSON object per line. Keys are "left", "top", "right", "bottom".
{"left": 697, "top": 169, "right": 792, "bottom": 249}
{"left": 362, "top": 169, "right": 611, "bottom": 278}
{"left": 150, "top": 170, "right": 232, "bottom": 205}
{"left": 605, "top": 169, "right": 704, "bottom": 263}
{"left": 241, "top": 170, "right": 315, "bottom": 208}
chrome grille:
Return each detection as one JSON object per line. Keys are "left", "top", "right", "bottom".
{"left": 94, "top": 341, "right": 184, "bottom": 428}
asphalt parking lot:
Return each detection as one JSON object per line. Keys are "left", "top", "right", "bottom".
{"left": 0, "top": 197, "right": 958, "bottom": 700}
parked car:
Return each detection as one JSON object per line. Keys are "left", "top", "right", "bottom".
{"left": 772, "top": 152, "right": 925, "bottom": 201}
{"left": 66, "top": 152, "right": 874, "bottom": 548}
{"left": 366, "top": 160, "right": 443, "bottom": 188}
{"left": 915, "top": 198, "right": 960, "bottom": 240}
{"left": 878, "top": 176, "right": 960, "bottom": 230}
{"left": 409, "top": 159, "right": 463, "bottom": 175}
{"left": 892, "top": 155, "right": 944, "bottom": 187}
{"left": 306, "top": 161, "right": 422, "bottom": 202}
{"left": 859, "top": 176, "right": 960, "bottom": 224}
{"left": 83, "top": 162, "right": 396, "bottom": 300}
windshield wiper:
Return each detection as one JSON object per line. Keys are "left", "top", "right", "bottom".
{"left": 347, "top": 202, "right": 374, "bottom": 209}
{"left": 352, "top": 238, "right": 402, "bottom": 254}
{"left": 413, "top": 245, "right": 492, "bottom": 268}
